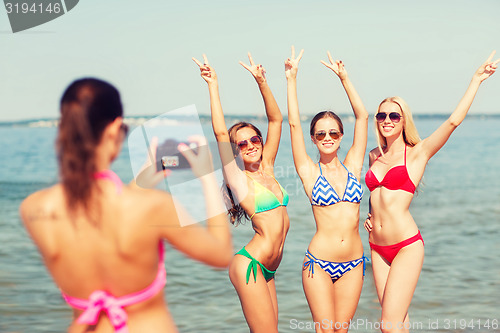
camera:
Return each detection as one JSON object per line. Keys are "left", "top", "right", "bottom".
{"left": 156, "top": 139, "right": 198, "bottom": 171}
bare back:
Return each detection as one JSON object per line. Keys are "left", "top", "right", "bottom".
{"left": 21, "top": 181, "right": 178, "bottom": 332}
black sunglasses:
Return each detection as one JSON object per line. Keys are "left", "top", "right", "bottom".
{"left": 376, "top": 112, "right": 402, "bottom": 123}
{"left": 314, "top": 129, "right": 341, "bottom": 141}
{"left": 237, "top": 135, "right": 262, "bottom": 150}
{"left": 120, "top": 123, "right": 129, "bottom": 137}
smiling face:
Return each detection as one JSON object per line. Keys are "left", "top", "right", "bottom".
{"left": 311, "top": 117, "right": 343, "bottom": 155}
{"left": 235, "top": 126, "right": 263, "bottom": 165}
{"left": 376, "top": 102, "right": 404, "bottom": 140}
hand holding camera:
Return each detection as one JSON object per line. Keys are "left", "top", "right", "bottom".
{"left": 177, "top": 135, "right": 214, "bottom": 179}
{"left": 156, "top": 139, "right": 198, "bottom": 171}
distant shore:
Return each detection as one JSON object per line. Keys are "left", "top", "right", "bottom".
{"left": 1, "top": 113, "right": 500, "bottom": 128}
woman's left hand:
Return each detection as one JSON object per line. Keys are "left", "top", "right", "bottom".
{"left": 240, "top": 52, "right": 267, "bottom": 84}
{"left": 474, "top": 50, "right": 500, "bottom": 82}
{"left": 178, "top": 135, "right": 214, "bottom": 179}
{"left": 321, "top": 51, "right": 348, "bottom": 80}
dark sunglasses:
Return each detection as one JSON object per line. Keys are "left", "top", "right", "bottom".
{"left": 237, "top": 135, "right": 262, "bottom": 150}
{"left": 120, "top": 123, "right": 129, "bottom": 137}
{"left": 376, "top": 112, "right": 402, "bottom": 123}
{"left": 314, "top": 129, "right": 341, "bottom": 141}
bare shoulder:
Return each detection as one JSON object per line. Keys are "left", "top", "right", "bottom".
{"left": 260, "top": 160, "right": 274, "bottom": 174}
{"left": 20, "top": 185, "right": 63, "bottom": 225}
{"left": 405, "top": 142, "right": 427, "bottom": 164}
{"left": 369, "top": 146, "right": 381, "bottom": 156}
{"left": 123, "top": 186, "right": 180, "bottom": 228}
{"left": 368, "top": 147, "right": 382, "bottom": 163}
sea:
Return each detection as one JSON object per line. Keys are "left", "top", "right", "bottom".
{"left": 1, "top": 114, "right": 499, "bottom": 333}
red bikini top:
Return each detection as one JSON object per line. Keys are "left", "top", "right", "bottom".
{"left": 365, "top": 145, "right": 416, "bottom": 193}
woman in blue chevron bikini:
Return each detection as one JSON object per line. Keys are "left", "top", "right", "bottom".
{"left": 193, "top": 53, "right": 289, "bottom": 333}
{"left": 285, "top": 46, "right": 369, "bottom": 333}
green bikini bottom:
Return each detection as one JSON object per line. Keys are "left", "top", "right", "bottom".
{"left": 236, "top": 247, "right": 276, "bottom": 284}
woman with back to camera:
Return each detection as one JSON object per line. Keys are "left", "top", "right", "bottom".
{"left": 20, "top": 78, "right": 232, "bottom": 333}
{"left": 364, "top": 52, "right": 499, "bottom": 333}
{"left": 193, "top": 53, "right": 289, "bottom": 333}
{"left": 285, "top": 46, "right": 369, "bottom": 333}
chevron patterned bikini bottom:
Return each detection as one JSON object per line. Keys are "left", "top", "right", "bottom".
{"left": 303, "top": 250, "right": 369, "bottom": 283}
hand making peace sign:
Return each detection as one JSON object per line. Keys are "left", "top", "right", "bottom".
{"left": 321, "top": 51, "right": 348, "bottom": 80}
{"left": 192, "top": 54, "right": 218, "bottom": 85}
{"left": 239, "top": 52, "right": 267, "bottom": 84}
{"left": 474, "top": 50, "right": 500, "bottom": 83}
{"left": 284, "top": 45, "right": 304, "bottom": 80}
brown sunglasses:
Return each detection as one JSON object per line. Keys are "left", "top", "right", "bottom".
{"left": 314, "top": 129, "right": 341, "bottom": 141}
{"left": 237, "top": 135, "right": 262, "bottom": 150}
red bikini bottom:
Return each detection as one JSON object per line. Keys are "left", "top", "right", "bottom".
{"left": 369, "top": 231, "right": 424, "bottom": 264}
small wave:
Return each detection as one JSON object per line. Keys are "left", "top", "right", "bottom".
{"left": 28, "top": 120, "right": 59, "bottom": 128}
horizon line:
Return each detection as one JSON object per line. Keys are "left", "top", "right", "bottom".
{"left": 1, "top": 112, "right": 500, "bottom": 126}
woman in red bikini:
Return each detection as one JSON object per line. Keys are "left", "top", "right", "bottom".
{"left": 364, "top": 52, "right": 499, "bottom": 333}
{"left": 20, "top": 78, "right": 233, "bottom": 333}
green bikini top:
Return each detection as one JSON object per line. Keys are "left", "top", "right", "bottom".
{"left": 245, "top": 171, "right": 289, "bottom": 219}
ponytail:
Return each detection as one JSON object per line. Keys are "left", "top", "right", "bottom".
{"left": 57, "top": 101, "right": 96, "bottom": 211}
{"left": 57, "top": 78, "right": 123, "bottom": 212}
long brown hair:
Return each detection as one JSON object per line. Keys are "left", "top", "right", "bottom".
{"left": 57, "top": 78, "right": 123, "bottom": 212}
{"left": 223, "top": 122, "right": 263, "bottom": 225}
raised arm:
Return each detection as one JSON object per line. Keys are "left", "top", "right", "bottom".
{"left": 321, "top": 51, "right": 369, "bottom": 176}
{"left": 240, "top": 53, "right": 283, "bottom": 166}
{"left": 193, "top": 55, "right": 229, "bottom": 143}
{"left": 193, "top": 55, "right": 247, "bottom": 201}
{"left": 159, "top": 136, "right": 232, "bottom": 268}
{"left": 418, "top": 51, "right": 499, "bottom": 161}
{"left": 285, "top": 46, "right": 314, "bottom": 179}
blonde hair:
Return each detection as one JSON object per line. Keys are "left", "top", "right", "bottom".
{"left": 375, "top": 96, "right": 421, "bottom": 152}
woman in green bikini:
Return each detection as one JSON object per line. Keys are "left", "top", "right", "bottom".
{"left": 193, "top": 53, "right": 289, "bottom": 333}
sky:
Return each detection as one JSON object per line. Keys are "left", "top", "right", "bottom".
{"left": 1, "top": 0, "right": 499, "bottom": 122}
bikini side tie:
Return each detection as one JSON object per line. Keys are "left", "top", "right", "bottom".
{"left": 362, "top": 253, "right": 370, "bottom": 276}
{"left": 246, "top": 257, "right": 260, "bottom": 283}
{"left": 303, "top": 250, "right": 316, "bottom": 276}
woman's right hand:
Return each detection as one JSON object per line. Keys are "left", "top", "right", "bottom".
{"left": 285, "top": 45, "right": 304, "bottom": 80}
{"left": 193, "top": 54, "right": 218, "bottom": 85}
{"left": 364, "top": 213, "right": 373, "bottom": 233}
{"left": 133, "top": 137, "right": 172, "bottom": 189}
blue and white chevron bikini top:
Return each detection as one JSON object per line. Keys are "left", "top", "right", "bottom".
{"left": 311, "top": 161, "right": 363, "bottom": 206}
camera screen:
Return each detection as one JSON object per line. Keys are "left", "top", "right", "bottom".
{"left": 161, "top": 156, "right": 180, "bottom": 168}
